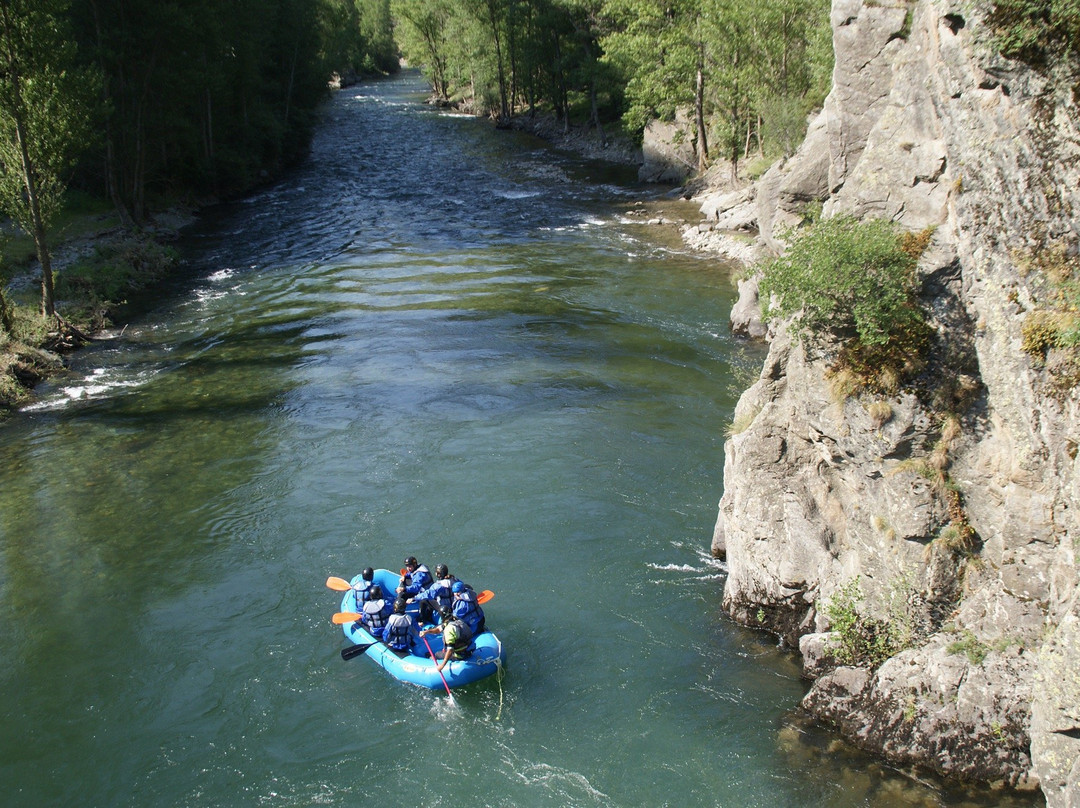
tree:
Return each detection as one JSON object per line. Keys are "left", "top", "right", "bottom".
{"left": 700, "top": 0, "right": 755, "bottom": 179}
{"left": 562, "top": 0, "right": 619, "bottom": 143}
{"left": 0, "top": 0, "right": 96, "bottom": 318}
{"left": 601, "top": 0, "right": 709, "bottom": 170}
{"left": 744, "top": 0, "right": 831, "bottom": 159}
{"left": 357, "top": 0, "right": 398, "bottom": 73}
{"left": 75, "top": 0, "right": 343, "bottom": 220}
{"left": 393, "top": 0, "right": 454, "bottom": 100}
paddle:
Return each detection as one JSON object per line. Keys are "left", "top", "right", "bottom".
{"left": 477, "top": 590, "right": 494, "bottom": 604}
{"left": 341, "top": 642, "right": 377, "bottom": 660}
{"left": 332, "top": 611, "right": 363, "bottom": 624}
{"left": 421, "top": 633, "right": 455, "bottom": 700}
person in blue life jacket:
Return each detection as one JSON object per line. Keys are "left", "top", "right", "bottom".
{"left": 397, "top": 556, "right": 433, "bottom": 599}
{"left": 352, "top": 567, "right": 375, "bottom": 606}
{"left": 450, "top": 580, "right": 485, "bottom": 635}
{"left": 382, "top": 598, "right": 420, "bottom": 653}
{"left": 412, "top": 563, "right": 457, "bottom": 619}
{"left": 420, "top": 616, "right": 474, "bottom": 672}
{"left": 358, "top": 585, "right": 393, "bottom": 640}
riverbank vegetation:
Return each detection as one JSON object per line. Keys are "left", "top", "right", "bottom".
{"left": 393, "top": 0, "right": 834, "bottom": 178}
{"left": 0, "top": 0, "right": 397, "bottom": 410}
{"left": 3, "top": 0, "right": 1067, "bottom": 412}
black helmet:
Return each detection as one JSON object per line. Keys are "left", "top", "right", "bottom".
{"left": 435, "top": 563, "right": 449, "bottom": 578}
{"left": 370, "top": 585, "right": 383, "bottom": 599}
{"left": 394, "top": 598, "right": 407, "bottom": 614}
{"left": 404, "top": 556, "right": 418, "bottom": 568}
{"left": 439, "top": 607, "right": 453, "bottom": 622}
{"left": 362, "top": 567, "right": 374, "bottom": 581}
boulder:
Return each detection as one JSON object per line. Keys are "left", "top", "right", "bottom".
{"left": 639, "top": 110, "right": 696, "bottom": 184}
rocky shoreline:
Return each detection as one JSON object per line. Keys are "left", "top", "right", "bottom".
{"left": 507, "top": 112, "right": 642, "bottom": 167}
{"left": 676, "top": 3, "right": 1080, "bottom": 805}
{"left": 0, "top": 208, "right": 195, "bottom": 412}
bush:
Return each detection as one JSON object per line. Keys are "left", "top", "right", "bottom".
{"left": 824, "top": 577, "right": 916, "bottom": 670}
{"left": 989, "top": 0, "right": 1080, "bottom": 64}
{"left": 761, "top": 215, "right": 925, "bottom": 349}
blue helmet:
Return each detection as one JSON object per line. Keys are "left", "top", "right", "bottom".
{"left": 452, "top": 581, "right": 466, "bottom": 593}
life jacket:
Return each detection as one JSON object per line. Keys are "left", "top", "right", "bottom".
{"left": 353, "top": 579, "right": 373, "bottom": 605}
{"left": 362, "top": 598, "right": 390, "bottom": 629}
{"left": 428, "top": 578, "right": 454, "bottom": 612}
{"left": 401, "top": 564, "right": 433, "bottom": 597}
{"left": 452, "top": 590, "right": 483, "bottom": 633}
{"left": 412, "top": 564, "right": 433, "bottom": 590}
{"left": 443, "top": 619, "right": 473, "bottom": 659}
{"left": 383, "top": 613, "right": 414, "bottom": 650}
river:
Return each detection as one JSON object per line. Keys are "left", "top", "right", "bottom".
{"left": 0, "top": 72, "right": 1041, "bottom": 807}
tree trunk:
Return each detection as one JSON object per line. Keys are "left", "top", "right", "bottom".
{"left": 0, "top": 0, "right": 55, "bottom": 316}
{"left": 486, "top": 0, "right": 509, "bottom": 124}
{"left": 590, "top": 78, "right": 606, "bottom": 147}
{"left": 695, "top": 46, "right": 708, "bottom": 174}
{"left": 0, "top": 285, "right": 14, "bottom": 337}
{"left": 87, "top": 0, "right": 134, "bottom": 229}
{"left": 729, "top": 45, "right": 740, "bottom": 184}
{"left": 33, "top": 214, "right": 55, "bottom": 319}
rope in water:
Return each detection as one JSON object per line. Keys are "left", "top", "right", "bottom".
{"left": 494, "top": 639, "right": 505, "bottom": 721}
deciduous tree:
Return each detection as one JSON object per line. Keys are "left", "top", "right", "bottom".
{"left": 0, "top": 0, "right": 96, "bottom": 318}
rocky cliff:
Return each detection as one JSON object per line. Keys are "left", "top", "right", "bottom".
{"left": 695, "top": 1, "right": 1080, "bottom": 804}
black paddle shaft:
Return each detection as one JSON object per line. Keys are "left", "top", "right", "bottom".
{"left": 341, "top": 642, "right": 376, "bottom": 660}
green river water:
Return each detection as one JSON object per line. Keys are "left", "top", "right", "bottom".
{"left": 0, "top": 72, "right": 1041, "bottom": 808}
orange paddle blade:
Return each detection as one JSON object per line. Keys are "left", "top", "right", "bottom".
{"left": 332, "top": 612, "right": 363, "bottom": 624}
{"left": 326, "top": 576, "right": 352, "bottom": 591}
{"left": 477, "top": 590, "right": 494, "bottom": 604}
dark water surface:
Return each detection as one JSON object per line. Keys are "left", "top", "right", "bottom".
{"left": 0, "top": 72, "right": 1040, "bottom": 807}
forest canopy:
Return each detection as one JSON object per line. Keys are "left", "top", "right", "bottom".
{"left": 393, "top": 0, "right": 835, "bottom": 175}
{"left": 6, "top": 0, "right": 835, "bottom": 235}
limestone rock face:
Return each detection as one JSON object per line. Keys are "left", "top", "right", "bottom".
{"left": 639, "top": 111, "right": 696, "bottom": 184}
{"left": 1031, "top": 597, "right": 1080, "bottom": 807}
{"left": 704, "top": 1, "right": 1080, "bottom": 802}
{"left": 803, "top": 638, "right": 1038, "bottom": 787}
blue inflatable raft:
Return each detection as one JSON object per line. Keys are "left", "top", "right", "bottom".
{"left": 340, "top": 568, "right": 505, "bottom": 690}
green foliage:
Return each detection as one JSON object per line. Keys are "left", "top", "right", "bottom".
{"left": 989, "top": 0, "right": 1080, "bottom": 63}
{"left": 63, "top": 0, "right": 386, "bottom": 218}
{"left": 0, "top": 0, "right": 99, "bottom": 217}
{"left": 760, "top": 215, "right": 927, "bottom": 348}
{"left": 1015, "top": 242, "right": 1080, "bottom": 390}
{"left": 393, "top": 0, "right": 833, "bottom": 174}
{"left": 56, "top": 237, "right": 179, "bottom": 313}
{"left": 601, "top": 0, "right": 700, "bottom": 130}
{"left": 0, "top": 0, "right": 100, "bottom": 314}
{"left": 600, "top": 0, "right": 831, "bottom": 172}
{"left": 946, "top": 630, "right": 989, "bottom": 665}
{"left": 761, "top": 215, "right": 933, "bottom": 397}
{"left": 0, "top": 295, "right": 49, "bottom": 346}
{"left": 393, "top": 0, "right": 453, "bottom": 99}
{"left": 824, "top": 578, "right": 911, "bottom": 670}
{"left": 320, "top": 0, "right": 397, "bottom": 77}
